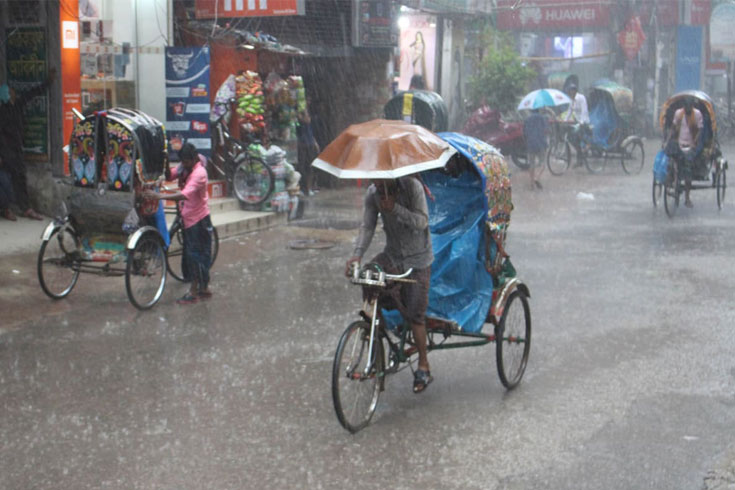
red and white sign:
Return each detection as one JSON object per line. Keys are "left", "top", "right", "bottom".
{"left": 496, "top": 0, "right": 611, "bottom": 30}
{"left": 195, "top": 0, "right": 305, "bottom": 18}
{"left": 639, "top": 0, "right": 710, "bottom": 27}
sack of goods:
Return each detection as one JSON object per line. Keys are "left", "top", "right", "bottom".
{"left": 264, "top": 145, "right": 287, "bottom": 166}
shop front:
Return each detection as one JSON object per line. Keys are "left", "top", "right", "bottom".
{"left": 495, "top": 0, "right": 614, "bottom": 93}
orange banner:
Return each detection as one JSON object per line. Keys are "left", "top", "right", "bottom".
{"left": 60, "top": 0, "right": 81, "bottom": 176}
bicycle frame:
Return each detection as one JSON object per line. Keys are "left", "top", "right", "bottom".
{"left": 351, "top": 266, "right": 503, "bottom": 378}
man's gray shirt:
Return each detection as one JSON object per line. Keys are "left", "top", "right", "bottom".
{"left": 353, "top": 177, "right": 433, "bottom": 270}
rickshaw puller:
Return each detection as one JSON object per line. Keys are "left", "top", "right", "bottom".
{"left": 563, "top": 83, "right": 591, "bottom": 166}
{"left": 668, "top": 97, "right": 703, "bottom": 208}
{"left": 146, "top": 143, "right": 213, "bottom": 304}
{"left": 345, "top": 177, "right": 434, "bottom": 393}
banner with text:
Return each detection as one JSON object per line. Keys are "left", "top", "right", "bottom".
{"left": 6, "top": 27, "right": 48, "bottom": 156}
{"left": 195, "top": 0, "right": 305, "bottom": 18}
{"left": 165, "top": 46, "right": 211, "bottom": 158}
{"left": 496, "top": 0, "right": 611, "bottom": 30}
{"left": 675, "top": 25, "right": 703, "bottom": 92}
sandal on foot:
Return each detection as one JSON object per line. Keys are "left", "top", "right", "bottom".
{"left": 176, "top": 292, "right": 199, "bottom": 305}
{"left": 198, "top": 290, "right": 213, "bottom": 300}
{"left": 413, "top": 369, "right": 433, "bottom": 393}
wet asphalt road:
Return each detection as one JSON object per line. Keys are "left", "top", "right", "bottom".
{"left": 2, "top": 138, "right": 735, "bottom": 489}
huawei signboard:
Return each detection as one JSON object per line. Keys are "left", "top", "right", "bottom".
{"left": 496, "top": 0, "right": 611, "bottom": 30}
{"left": 195, "top": 0, "right": 305, "bottom": 18}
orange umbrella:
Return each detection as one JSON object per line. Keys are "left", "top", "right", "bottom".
{"left": 312, "top": 119, "right": 456, "bottom": 179}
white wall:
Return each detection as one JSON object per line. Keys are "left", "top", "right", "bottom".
{"left": 135, "top": 0, "right": 168, "bottom": 123}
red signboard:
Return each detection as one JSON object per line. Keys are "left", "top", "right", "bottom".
{"left": 60, "top": 0, "right": 81, "bottom": 176}
{"left": 639, "top": 0, "right": 710, "bottom": 27}
{"left": 195, "top": 0, "right": 304, "bottom": 18}
{"left": 690, "top": 0, "right": 711, "bottom": 26}
{"left": 496, "top": 0, "right": 611, "bottom": 30}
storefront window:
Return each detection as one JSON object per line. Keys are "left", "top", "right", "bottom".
{"left": 79, "top": 0, "right": 137, "bottom": 113}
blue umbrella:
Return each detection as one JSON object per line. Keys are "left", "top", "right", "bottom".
{"left": 518, "top": 89, "right": 571, "bottom": 111}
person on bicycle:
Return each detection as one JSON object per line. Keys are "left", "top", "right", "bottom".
{"left": 667, "top": 97, "right": 703, "bottom": 208}
{"left": 345, "top": 176, "right": 434, "bottom": 393}
{"left": 146, "top": 143, "right": 213, "bottom": 304}
{"left": 563, "top": 83, "right": 590, "bottom": 165}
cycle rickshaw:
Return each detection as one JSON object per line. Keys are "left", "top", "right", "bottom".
{"left": 653, "top": 90, "right": 728, "bottom": 217}
{"left": 547, "top": 80, "right": 644, "bottom": 175}
{"left": 313, "top": 121, "right": 531, "bottom": 433}
{"left": 38, "top": 108, "right": 170, "bottom": 309}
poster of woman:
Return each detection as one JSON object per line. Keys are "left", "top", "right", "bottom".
{"left": 398, "top": 15, "right": 436, "bottom": 91}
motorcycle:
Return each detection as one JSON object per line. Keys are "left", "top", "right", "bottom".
{"left": 462, "top": 106, "right": 530, "bottom": 170}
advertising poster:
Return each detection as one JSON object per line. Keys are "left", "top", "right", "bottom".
{"left": 675, "top": 25, "right": 703, "bottom": 92}
{"left": 6, "top": 27, "right": 48, "bottom": 156}
{"left": 398, "top": 15, "right": 436, "bottom": 91}
{"left": 352, "top": 0, "right": 398, "bottom": 48}
{"left": 165, "top": 46, "right": 211, "bottom": 158}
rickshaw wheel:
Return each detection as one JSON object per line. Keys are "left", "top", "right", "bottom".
{"left": 547, "top": 140, "right": 571, "bottom": 176}
{"left": 37, "top": 228, "right": 81, "bottom": 300}
{"left": 496, "top": 290, "right": 531, "bottom": 390}
{"left": 621, "top": 140, "right": 645, "bottom": 175}
{"left": 584, "top": 149, "right": 606, "bottom": 173}
{"left": 511, "top": 153, "right": 530, "bottom": 171}
{"left": 716, "top": 168, "right": 727, "bottom": 209}
{"left": 664, "top": 162, "right": 680, "bottom": 218}
{"left": 126, "top": 232, "right": 167, "bottom": 310}
{"left": 166, "top": 221, "right": 219, "bottom": 282}
{"left": 232, "top": 155, "right": 275, "bottom": 206}
{"left": 332, "top": 321, "right": 384, "bottom": 433}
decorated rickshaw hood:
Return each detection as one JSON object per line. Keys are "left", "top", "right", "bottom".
{"left": 660, "top": 90, "right": 717, "bottom": 133}
{"left": 590, "top": 79, "right": 633, "bottom": 118}
{"left": 437, "top": 132, "right": 513, "bottom": 228}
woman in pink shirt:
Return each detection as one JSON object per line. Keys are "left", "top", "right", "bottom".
{"left": 147, "top": 143, "right": 212, "bottom": 304}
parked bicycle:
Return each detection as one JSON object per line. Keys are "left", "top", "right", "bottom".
{"left": 209, "top": 100, "right": 274, "bottom": 206}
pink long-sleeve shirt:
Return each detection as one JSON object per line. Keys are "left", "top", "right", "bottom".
{"left": 170, "top": 156, "right": 210, "bottom": 229}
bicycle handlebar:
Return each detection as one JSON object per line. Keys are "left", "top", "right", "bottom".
{"left": 349, "top": 264, "right": 415, "bottom": 287}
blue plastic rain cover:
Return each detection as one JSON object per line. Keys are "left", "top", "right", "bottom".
{"left": 653, "top": 150, "right": 669, "bottom": 184}
{"left": 589, "top": 95, "right": 619, "bottom": 150}
{"left": 382, "top": 133, "right": 495, "bottom": 333}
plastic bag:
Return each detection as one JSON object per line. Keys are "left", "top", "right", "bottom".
{"left": 653, "top": 150, "right": 669, "bottom": 184}
{"left": 123, "top": 208, "right": 140, "bottom": 234}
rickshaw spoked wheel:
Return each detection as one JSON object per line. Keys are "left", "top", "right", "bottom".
{"left": 664, "top": 161, "right": 680, "bottom": 218}
{"left": 166, "top": 220, "right": 219, "bottom": 282}
{"left": 37, "top": 227, "right": 81, "bottom": 299}
{"left": 495, "top": 290, "right": 531, "bottom": 390}
{"left": 621, "top": 139, "right": 645, "bottom": 175}
{"left": 332, "top": 320, "right": 384, "bottom": 433}
{"left": 584, "top": 147, "right": 606, "bottom": 174}
{"left": 125, "top": 232, "right": 167, "bottom": 310}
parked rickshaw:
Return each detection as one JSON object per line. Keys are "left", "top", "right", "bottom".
{"left": 547, "top": 80, "right": 644, "bottom": 175}
{"left": 38, "top": 108, "right": 169, "bottom": 309}
{"left": 653, "top": 90, "right": 728, "bottom": 216}
{"left": 313, "top": 120, "right": 531, "bottom": 433}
